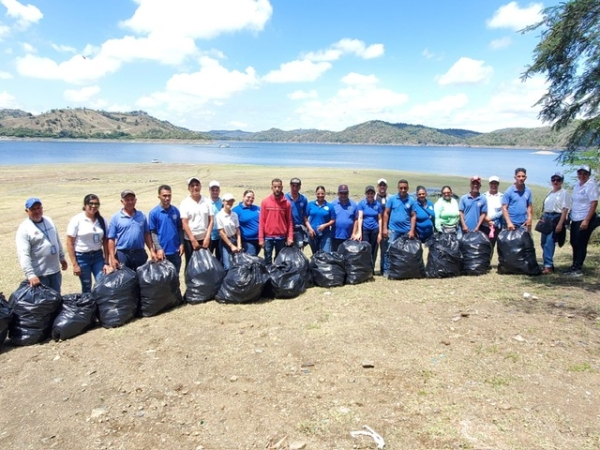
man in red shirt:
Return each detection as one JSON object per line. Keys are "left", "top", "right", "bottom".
{"left": 259, "top": 178, "right": 294, "bottom": 264}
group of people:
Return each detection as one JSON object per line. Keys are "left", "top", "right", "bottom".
{"left": 15, "top": 165, "right": 598, "bottom": 295}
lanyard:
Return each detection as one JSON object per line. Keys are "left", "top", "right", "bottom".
{"left": 32, "top": 218, "right": 53, "bottom": 244}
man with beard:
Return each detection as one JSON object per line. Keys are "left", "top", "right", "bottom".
{"left": 259, "top": 178, "right": 294, "bottom": 265}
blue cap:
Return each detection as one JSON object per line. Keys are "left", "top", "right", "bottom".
{"left": 25, "top": 197, "right": 42, "bottom": 209}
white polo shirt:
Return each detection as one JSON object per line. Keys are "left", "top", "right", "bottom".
{"left": 66, "top": 212, "right": 105, "bottom": 252}
{"left": 216, "top": 210, "right": 239, "bottom": 238}
{"left": 180, "top": 195, "right": 214, "bottom": 240}
{"left": 571, "top": 179, "right": 598, "bottom": 221}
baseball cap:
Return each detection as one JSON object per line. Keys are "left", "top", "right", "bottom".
{"left": 551, "top": 171, "right": 564, "bottom": 180}
{"left": 377, "top": 178, "right": 387, "bottom": 186}
{"left": 488, "top": 176, "right": 500, "bottom": 183}
{"left": 120, "top": 189, "right": 135, "bottom": 199}
{"left": 25, "top": 197, "right": 42, "bottom": 209}
{"left": 577, "top": 164, "right": 591, "bottom": 174}
{"left": 208, "top": 180, "right": 220, "bottom": 188}
{"left": 470, "top": 176, "right": 481, "bottom": 183}
{"left": 187, "top": 177, "right": 201, "bottom": 185}
{"left": 290, "top": 177, "right": 301, "bottom": 185}
{"left": 222, "top": 193, "right": 235, "bottom": 202}
{"left": 365, "top": 185, "right": 376, "bottom": 194}
{"left": 338, "top": 184, "right": 349, "bottom": 193}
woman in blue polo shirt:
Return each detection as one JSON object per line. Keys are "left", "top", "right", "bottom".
{"left": 232, "top": 190, "right": 260, "bottom": 256}
{"left": 305, "top": 186, "right": 336, "bottom": 254}
{"left": 356, "top": 185, "right": 382, "bottom": 269}
{"left": 414, "top": 185, "right": 435, "bottom": 241}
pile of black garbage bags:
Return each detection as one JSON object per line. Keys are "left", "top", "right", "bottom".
{"left": 0, "top": 228, "right": 540, "bottom": 348}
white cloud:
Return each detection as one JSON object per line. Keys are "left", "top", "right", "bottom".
{"left": 408, "top": 94, "right": 470, "bottom": 121}
{"left": 0, "top": 90, "right": 19, "bottom": 108}
{"left": 0, "top": 0, "right": 43, "bottom": 28}
{"left": 303, "top": 38, "right": 384, "bottom": 62}
{"left": 487, "top": 1, "right": 543, "bottom": 31}
{"left": 64, "top": 85, "right": 101, "bottom": 103}
{"left": 422, "top": 48, "right": 435, "bottom": 59}
{"left": 121, "top": 0, "right": 272, "bottom": 39}
{"left": 341, "top": 72, "right": 378, "bottom": 87}
{"left": 16, "top": 53, "right": 121, "bottom": 84}
{"left": 489, "top": 36, "right": 512, "bottom": 50}
{"left": 229, "top": 120, "right": 248, "bottom": 129}
{"left": 288, "top": 90, "right": 318, "bottom": 100}
{"left": 51, "top": 43, "right": 77, "bottom": 54}
{"left": 21, "top": 41, "right": 34, "bottom": 52}
{"left": 99, "top": 33, "right": 197, "bottom": 65}
{"left": 0, "top": 23, "right": 9, "bottom": 40}
{"left": 0, "top": 70, "right": 12, "bottom": 79}
{"left": 437, "top": 57, "right": 493, "bottom": 86}
{"left": 263, "top": 60, "right": 332, "bottom": 83}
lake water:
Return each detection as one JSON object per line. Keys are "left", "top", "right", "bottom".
{"left": 0, "top": 140, "right": 564, "bottom": 187}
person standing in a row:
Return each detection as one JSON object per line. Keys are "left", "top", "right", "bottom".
{"left": 233, "top": 190, "right": 261, "bottom": 256}
{"left": 149, "top": 185, "right": 184, "bottom": 275}
{"left": 259, "top": 178, "right": 294, "bottom": 265}
{"left": 180, "top": 177, "right": 214, "bottom": 267}
{"left": 539, "top": 172, "right": 571, "bottom": 275}
{"left": 502, "top": 167, "right": 533, "bottom": 231}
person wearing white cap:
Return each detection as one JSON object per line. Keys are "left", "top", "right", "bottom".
{"left": 216, "top": 193, "right": 241, "bottom": 271}
{"left": 208, "top": 180, "right": 223, "bottom": 261}
{"left": 538, "top": 172, "right": 571, "bottom": 275}
{"left": 484, "top": 175, "right": 503, "bottom": 250}
{"left": 180, "top": 177, "right": 214, "bottom": 267}
{"left": 375, "top": 178, "right": 389, "bottom": 274}
{"left": 16, "top": 197, "right": 68, "bottom": 294}
{"left": 564, "top": 165, "right": 598, "bottom": 277}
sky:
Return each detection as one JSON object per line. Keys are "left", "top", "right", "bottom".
{"left": 0, "top": 0, "right": 563, "bottom": 133}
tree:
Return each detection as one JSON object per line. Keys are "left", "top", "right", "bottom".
{"left": 522, "top": 0, "right": 600, "bottom": 169}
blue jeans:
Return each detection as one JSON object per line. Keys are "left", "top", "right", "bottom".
{"left": 263, "top": 238, "right": 285, "bottom": 265}
{"left": 383, "top": 230, "right": 406, "bottom": 275}
{"left": 75, "top": 249, "right": 104, "bottom": 293}
{"left": 116, "top": 249, "right": 148, "bottom": 271}
{"left": 540, "top": 231, "right": 555, "bottom": 268}
{"left": 219, "top": 238, "right": 236, "bottom": 271}
{"left": 361, "top": 228, "right": 379, "bottom": 270}
{"left": 309, "top": 231, "right": 331, "bottom": 255}
{"left": 242, "top": 239, "right": 259, "bottom": 256}
{"left": 165, "top": 253, "right": 182, "bottom": 275}
{"left": 379, "top": 237, "right": 388, "bottom": 274}
{"left": 39, "top": 271, "right": 62, "bottom": 295}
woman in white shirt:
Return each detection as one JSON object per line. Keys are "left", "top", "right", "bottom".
{"left": 539, "top": 172, "right": 571, "bottom": 274}
{"left": 66, "top": 194, "right": 111, "bottom": 293}
{"left": 216, "top": 193, "right": 241, "bottom": 271}
{"left": 565, "top": 165, "right": 599, "bottom": 277}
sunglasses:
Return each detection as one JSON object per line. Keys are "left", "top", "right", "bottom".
{"left": 87, "top": 202, "right": 100, "bottom": 207}
{"left": 551, "top": 178, "right": 562, "bottom": 183}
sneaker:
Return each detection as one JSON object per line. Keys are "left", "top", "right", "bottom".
{"left": 560, "top": 267, "right": 575, "bottom": 274}
{"left": 564, "top": 269, "right": 583, "bottom": 278}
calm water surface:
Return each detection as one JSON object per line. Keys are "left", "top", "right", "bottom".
{"left": 0, "top": 140, "right": 563, "bottom": 186}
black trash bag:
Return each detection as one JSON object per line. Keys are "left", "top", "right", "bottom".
{"left": 0, "top": 292, "right": 14, "bottom": 348}
{"left": 52, "top": 293, "right": 96, "bottom": 340}
{"left": 309, "top": 251, "right": 346, "bottom": 287}
{"left": 459, "top": 231, "right": 492, "bottom": 276}
{"left": 216, "top": 252, "right": 269, "bottom": 304}
{"left": 184, "top": 249, "right": 226, "bottom": 304}
{"left": 137, "top": 260, "right": 182, "bottom": 317}
{"left": 274, "top": 246, "right": 312, "bottom": 288}
{"left": 497, "top": 228, "right": 542, "bottom": 276}
{"left": 9, "top": 281, "right": 62, "bottom": 346}
{"left": 425, "top": 233, "right": 463, "bottom": 278}
{"left": 92, "top": 265, "right": 139, "bottom": 328}
{"left": 338, "top": 240, "right": 373, "bottom": 285}
{"left": 388, "top": 236, "right": 425, "bottom": 280}
{"left": 293, "top": 224, "right": 310, "bottom": 248}
{"left": 267, "top": 261, "right": 308, "bottom": 299}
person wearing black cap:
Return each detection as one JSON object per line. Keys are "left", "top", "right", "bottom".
{"left": 356, "top": 185, "right": 383, "bottom": 270}
{"left": 564, "top": 165, "right": 598, "bottom": 277}
{"left": 539, "top": 172, "right": 571, "bottom": 275}
{"left": 285, "top": 177, "right": 309, "bottom": 248}
{"left": 331, "top": 184, "right": 359, "bottom": 251}
{"left": 16, "top": 197, "right": 68, "bottom": 294}
{"left": 107, "top": 190, "right": 156, "bottom": 271}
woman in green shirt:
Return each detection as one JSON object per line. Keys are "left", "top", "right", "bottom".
{"left": 434, "top": 186, "right": 460, "bottom": 236}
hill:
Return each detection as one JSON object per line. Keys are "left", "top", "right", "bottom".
{"left": 0, "top": 108, "right": 208, "bottom": 140}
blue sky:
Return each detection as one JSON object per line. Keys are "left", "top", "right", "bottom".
{"left": 0, "top": 0, "right": 561, "bottom": 132}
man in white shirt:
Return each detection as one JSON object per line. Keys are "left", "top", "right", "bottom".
{"left": 483, "top": 175, "right": 503, "bottom": 252}
{"left": 180, "top": 177, "right": 214, "bottom": 267}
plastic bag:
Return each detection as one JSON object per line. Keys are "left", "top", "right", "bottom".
{"left": 52, "top": 293, "right": 96, "bottom": 340}
{"left": 0, "top": 292, "right": 13, "bottom": 347}
{"left": 293, "top": 224, "right": 310, "bottom": 248}
{"left": 184, "top": 249, "right": 226, "bottom": 304}
{"left": 459, "top": 231, "right": 492, "bottom": 276}
{"left": 310, "top": 251, "right": 346, "bottom": 287}
{"left": 425, "top": 233, "right": 463, "bottom": 278}
{"left": 92, "top": 265, "right": 139, "bottom": 328}
{"left": 267, "top": 261, "right": 308, "bottom": 299}
{"left": 338, "top": 240, "right": 373, "bottom": 284}
{"left": 137, "top": 260, "right": 182, "bottom": 317}
{"left": 274, "top": 246, "right": 312, "bottom": 288}
{"left": 216, "top": 253, "right": 269, "bottom": 303}
{"left": 497, "top": 228, "right": 541, "bottom": 276}
{"left": 9, "top": 281, "right": 62, "bottom": 346}
{"left": 388, "top": 236, "right": 425, "bottom": 280}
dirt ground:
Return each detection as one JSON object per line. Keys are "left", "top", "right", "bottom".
{"left": 1, "top": 163, "right": 599, "bottom": 450}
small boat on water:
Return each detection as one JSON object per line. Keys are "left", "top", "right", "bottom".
{"left": 219, "top": 144, "right": 230, "bottom": 148}
{"left": 532, "top": 150, "right": 557, "bottom": 155}
{"left": 151, "top": 158, "right": 162, "bottom": 163}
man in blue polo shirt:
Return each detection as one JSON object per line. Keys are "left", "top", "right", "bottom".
{"left": 285, "top": 177, "right": 309, "bottom": 248}
{"left": 382, "top": 179, "right": 417, "bottom": 276}
{"left": 459, "top": 176, "right": 488, "bottom": 233}
{"left": 149, "top": 185, "right": 184, "bottom": 274}
{"left": 502, "top": 167, "right": 533, "bottom": 230}
{"left": 331, "top": 184, "right": 358, "bottom": 251}
{"left": 108, "top": 190, "right": 156, "bottom": 271}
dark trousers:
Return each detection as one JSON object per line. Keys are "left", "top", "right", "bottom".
{"left": 570, "top": 219, "right": 595, "bottom": 270}
{"left": 209, "top": 238, "right": 221, "bottom": 262}
{"left": 116, "top": 249, "right": 147, "bottom": 272}
{"left": 361, "top": 228, "right": 379, "bottom": 270}
{"left": 165, "top": 253, "right": 182, "bottom": 275}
